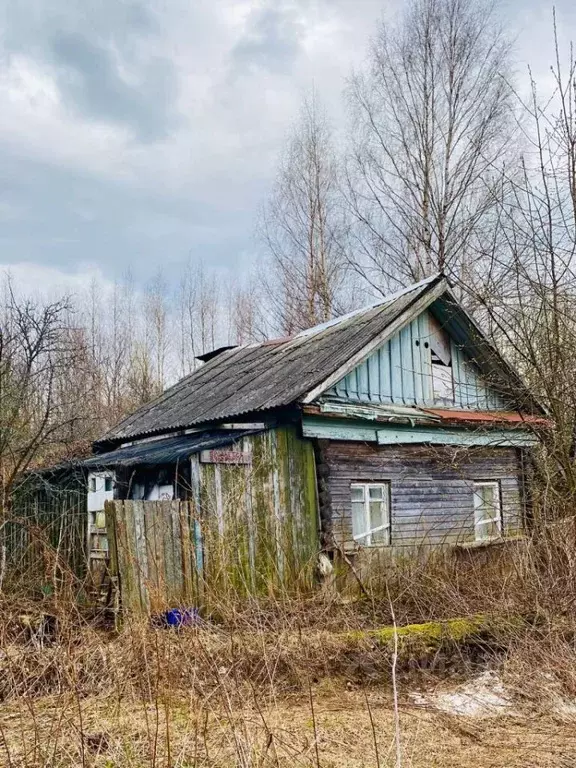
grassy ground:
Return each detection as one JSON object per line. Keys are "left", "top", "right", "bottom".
{"left": 2, "top": 685, "right": 576, "bottom": 767}
{"left": 4, "top": 524, "right": 576, "bottom": 766}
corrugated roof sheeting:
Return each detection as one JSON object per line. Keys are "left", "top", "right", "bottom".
{"left": 97, "top": 278, "right": 441, "bottom": 446}
{"left": 83, "top": 430, "right": 260, "bottom": 468}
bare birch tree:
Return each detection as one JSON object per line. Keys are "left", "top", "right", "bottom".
{"left": 260, "top": 92, "right": 348, "bottom": 335}
{"left": 347, "top": 0, "right": 514, "bottom": 291}
{"left": 177, "top": 260, "right": 224, "bottom": 376}
{"left": 463, "top": 16, "right": 576, "bottom": 505}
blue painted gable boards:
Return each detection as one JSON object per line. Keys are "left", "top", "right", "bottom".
{"left": 325, "top": 306, "right": 508, "bottom": 411}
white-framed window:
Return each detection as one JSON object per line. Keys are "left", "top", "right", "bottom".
{"left": 473, "top": 481, "right": 502, "bottom": 541}
{"left": 351, "top": 482, "right": 391, "bottom": 546}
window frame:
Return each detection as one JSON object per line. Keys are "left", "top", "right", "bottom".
{"left": 350, "top": 482, "right": 391, "bottom": 546}
{"left": 472, "top": 480, "right": 503, "bottom": 541}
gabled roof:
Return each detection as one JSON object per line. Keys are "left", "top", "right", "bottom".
{"left": 96, "top": 274, "right": 542, "bottom": 449}
{"left": 96, "top": 274, "right": 446, "bottom": 448}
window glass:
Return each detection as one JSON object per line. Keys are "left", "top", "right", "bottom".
{"left": 351, "top": 486, "right": 364, "bottom": 502}
{"left": 371, "top": 527, "right": 388, "bottom": 544}
{"left": 95, "top": 511, "right": 106, "bottom": 530}
{"left": 89, "top": 477, "right": 97, "bottom": 493}
{"left": 369, "top": 500, "right": 384, "bottom": 530}
{"left": 104, "top": 477, "right": 113, "bottom": 492}
{"left": 352, "top": 501, "right": 367, "bottom": 542}
{"left": 473, "top": 482, "right": 501, "bottom": 541}
{"left": 351, "top": 483, "right": 390, "bottom": 546}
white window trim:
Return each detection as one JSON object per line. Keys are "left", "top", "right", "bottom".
{"left": 351, "top": 482, "right": 391, "bottom": 546}
{"left": 473, "top": 481, "right": 502, "bottom": 541}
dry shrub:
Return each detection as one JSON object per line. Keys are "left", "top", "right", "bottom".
{"left": 4, "top": 518, "right": 576, "bottom": 766}
{"left": 2, "top": 514, "right": 576, "bottom": 706}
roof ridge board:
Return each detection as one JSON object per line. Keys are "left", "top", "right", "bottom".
{"left": 294, "top": 273, "right": 442, "bottom": 339}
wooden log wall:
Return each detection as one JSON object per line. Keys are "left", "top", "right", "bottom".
{"left": 319, "top": 441, "right": 526, "bottom": 551}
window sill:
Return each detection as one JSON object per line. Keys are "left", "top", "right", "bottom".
{"left": 455, "top": 535, "right": 525, "bottom": 551}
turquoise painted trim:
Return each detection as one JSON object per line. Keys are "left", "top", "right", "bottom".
{"left": 302, "top": 416, "right": 537, "bottom": 447}
{"left": 326, "top": 307, "right": 508, "bottom": 411}
{"left": 376, "top": 427, "right": 537, "bottom": 448}
{"left": 302, "top": 416, "right": 379, "bottom": 442}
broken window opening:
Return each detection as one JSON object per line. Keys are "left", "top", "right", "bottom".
{"left": 428, "top": 317, "right": 455, "bottom": 404}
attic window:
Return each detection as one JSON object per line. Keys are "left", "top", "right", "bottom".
{"left": 429, "top": 317, "right": 454, "bottom": 404}
{"left": 432, "top": 351, "right": 454, "bottom": 402}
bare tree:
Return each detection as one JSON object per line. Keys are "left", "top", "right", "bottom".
{"left": 0, "top": 282, "right": 86, "bottom": 511}
{"left": 224, "top": 273, "right": 268, "bottom": 346}
{"left": 260, "top": 92, "right": 348, "bottom": 335}
{"left": 347, "top": 0, "right": 514, "bottom": 292}
{"left": 463, "top": 15, "right": 576, "bottom": 506}
{"left": 177, "top": 260, "right": 224, "bottom": 376}
{"left": 144, "top": 270, "right": 169, "bottom": 387}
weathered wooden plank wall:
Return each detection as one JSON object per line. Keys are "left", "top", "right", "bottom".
{"left": 106, "top": 427, "right": 319, "bottom": 614}
{"left": 318, "top": 441, "right": 525, "bottom": 551}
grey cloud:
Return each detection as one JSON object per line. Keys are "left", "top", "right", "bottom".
{"left": 50, "top": 31, "right": 177, "bottom": 141}
{"left": 0, "top": 150, "right": 261, "bottom": 284}
{"left": 2, "top": 1, "right": 179, "bottom": 141}
{"left": 231, "top": 4, "right": 304, "bottom": 74}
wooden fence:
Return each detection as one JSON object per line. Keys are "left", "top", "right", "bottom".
{"left": 106, "top": 497, "right": 319, "bottom": 614}
{"left": 2, "top": 490, "right": 88, "bottom": 590}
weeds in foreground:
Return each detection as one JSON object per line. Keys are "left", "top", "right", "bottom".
{"left": 2, "top": 519, "right": 576, "bottom": 765}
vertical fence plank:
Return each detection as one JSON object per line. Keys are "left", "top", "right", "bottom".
{"left": 104, "top": 428, "right": 319, "bottom": 615}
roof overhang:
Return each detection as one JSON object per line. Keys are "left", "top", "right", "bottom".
{"left": 80, "top": 429, "right": 262, "bottom": 470}
{"left": 301, "top": 277, "right": 450, "bottom": 404}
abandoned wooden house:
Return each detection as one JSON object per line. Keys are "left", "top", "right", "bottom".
{"left": 23, "top": 273, "right": 546, "bottom": 604}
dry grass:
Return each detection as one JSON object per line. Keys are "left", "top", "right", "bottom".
{"left": 2, "top": 686, "right": 576, "bottom": 767}
{"left": 3, "top": 516, "right": 576, "bottom": 765}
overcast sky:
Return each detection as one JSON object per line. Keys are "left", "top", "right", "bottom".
{"left": 0, "top": 0, "right": 574, "bottom": 297}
